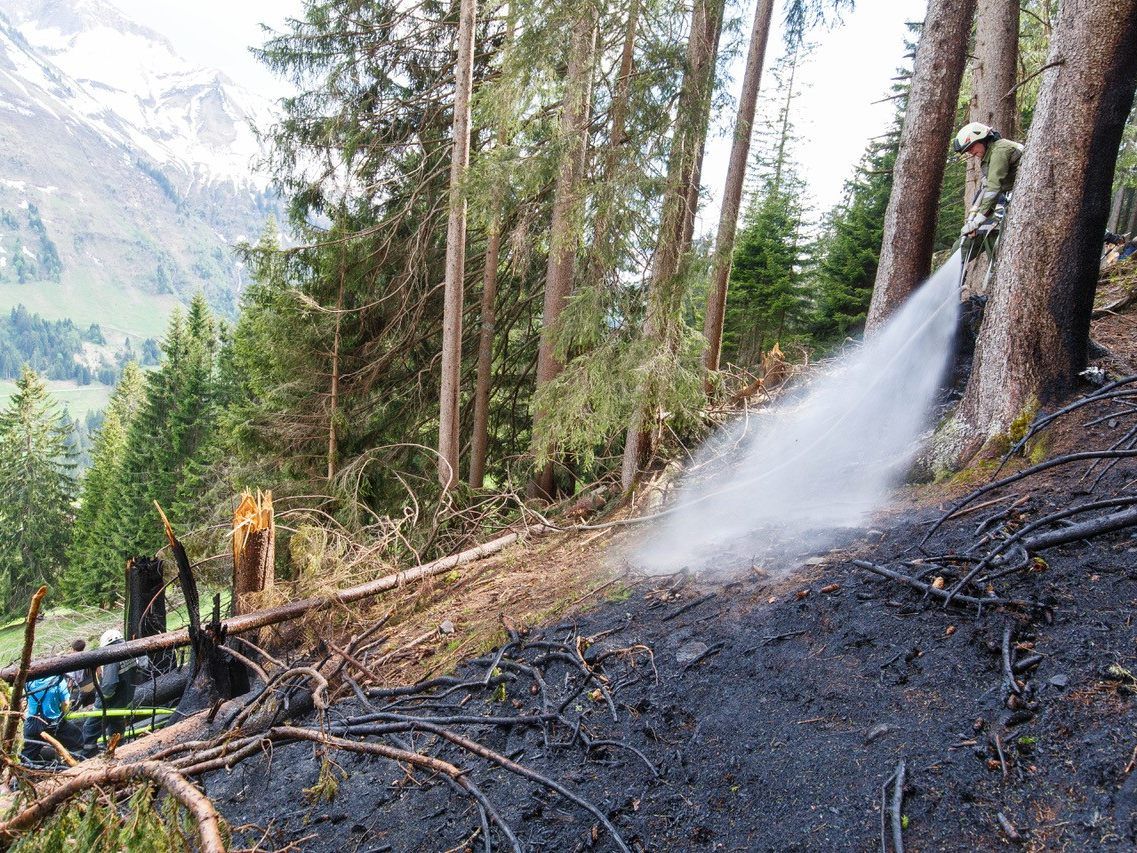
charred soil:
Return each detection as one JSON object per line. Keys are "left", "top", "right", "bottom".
{"left": 203, "top": 402, "right": 1137, "bottom": 851}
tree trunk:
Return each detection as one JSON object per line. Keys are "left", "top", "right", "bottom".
{"left": 702, "top": 0, "right": 775, "bottom": 378}
{"left": 965, "top": 0, "right": 1020, "bottom": 205}
{"left": 954, "top": 0, "right": 1137, "bottom": 457}
{"left": 327, "top": 273, "right": 344, "bottom": 482}
{"left": 864, "top": 0, "right": 977, "bottom": 334}
{"left": 589, "top": 0, "right": 640, "bottom": 270}
{"left": 467, "top": 187, "right": 502, "bottom": 489}
{"left": 1127, "top": 186, "right": 1137, "bottom": 236}
{"left": 437, "top": 0, "right": 477, "bottom": 489}
{"left": 231, "top": 491, "right": 275, "bottom": 617}
{"left": 468, "top": 14, "right": 515, "bottom": 490}
{"left": 530, "top": 8, "right": 599, "bottom": 499}
{"left": 1108, "top": 187, "right": 1124, "bottom": 232}
{"left": 621, "top": 0, "right": 725, "bottom": 490}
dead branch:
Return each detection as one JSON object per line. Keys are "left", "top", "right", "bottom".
{"left": 890, "top": 758, "right": 906, "bottom": 853}
{"left": 853, "top": 561, "right": 1033, "bottom": 611}
{"left": 0, "top": 760, "right": 224, "bottom": 852}
{"left": 1021, "top": 505, "right": 1137, "bottom": 551}
{"left": 921, "top": 448, "right": 1137, "bottom": 549}
{"left": 2, "top": 586, "right": 47, "bottom": 759}
{"left": 265, "top": 726, "right": 523, "bottom": 853}
{"left": 943, "top": 496, "right": 1137, "bottom": 605}
{"left": 2, "top": 525, "right": 553, "bottom": 683}
{"left": 1002, "top": 624, "right": 1022, "bottom": 698}
{"left": 362, "top": 718, "right": 631, "bottom": 853}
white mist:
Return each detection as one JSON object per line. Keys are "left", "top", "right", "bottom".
{"left": 636, "top": 251, "right": 963, "bottom": 576}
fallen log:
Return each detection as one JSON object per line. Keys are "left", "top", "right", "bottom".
{"left": 1, "top": 525, "right": 552, "bottom": 683}
{"left": 1021, "top": 505, "right": 1137, "bottom": 552}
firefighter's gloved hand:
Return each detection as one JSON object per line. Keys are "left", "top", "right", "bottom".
{"left": 961, "top": 212, "right": 986, "bottom": 237}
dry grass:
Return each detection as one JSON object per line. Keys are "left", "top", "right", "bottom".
{"left": 253, "top": 526, "right": 628, "bottom": 696}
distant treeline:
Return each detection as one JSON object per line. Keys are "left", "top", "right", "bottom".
{"left": 0, "top": 305, "right": 160, "bottom": 384}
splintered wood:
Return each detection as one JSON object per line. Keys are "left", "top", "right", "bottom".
{"left": 232, "top": 490, "right": 275, "bottom": 616}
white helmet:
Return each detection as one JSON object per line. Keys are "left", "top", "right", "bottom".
{"left": 100, "top": 628, "right": 124, "bottom": 647}
{"left": 953, "top": 121, "right": 997, "bottom": 153}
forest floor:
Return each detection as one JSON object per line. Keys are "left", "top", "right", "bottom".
{"left": 193, "top": 294, "right": 1137, "bottom": 852}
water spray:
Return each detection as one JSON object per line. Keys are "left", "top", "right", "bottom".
{"left": 636, "top": 254, "right": 964, "bottom": 577}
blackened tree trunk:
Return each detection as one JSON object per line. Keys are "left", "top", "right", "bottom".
{"left": 702, "top": 0, "right": 775, "bottom": 378}
{"left": 864, "top": 0, "right": 977, "bottom": 334}
{"left": 954, "top": 0, "right": 1137, "bottom": 457}
{"left": 530, "top": 6, "right": 599, "bottom": 499}
{"left": 621, "top": 0, "right": 725, "bottom": 490}
{"left": 965, "top": 0, "right": 1020, "bottom": 205}
{"left": 437, "top": 0, "right": 478, "bottom": 488}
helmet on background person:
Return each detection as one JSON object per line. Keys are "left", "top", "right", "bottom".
{"left": 99, "top": 628, "right": 124, "bottom": 647}
{"left": 953, "top": 122, "right": 1000, "bottom": 153}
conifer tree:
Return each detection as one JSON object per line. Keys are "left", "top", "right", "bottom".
{"left": 112, "top": 298, "right": 220, "bottom": 559}
{"left": 0, "top": 367, "right": 75, "bottom": 613}
{"left": 811, "top": 134, "right": 897, "bottom": 343}
{"left": 63, "top": 362, "right": 145, "bottom": 605}
{"left": 721, "top": 48, "right": 814, "bottom": 367}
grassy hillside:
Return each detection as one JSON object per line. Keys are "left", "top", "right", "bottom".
{"left": 0, "top": 275, "right": 179, "bottom": 342}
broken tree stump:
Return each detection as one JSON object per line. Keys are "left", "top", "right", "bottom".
{"left": 232, "top": 490, "right": 275, "bottom": 617}
{"left": 126, "top": 556, "right": 175, "bottom": 673}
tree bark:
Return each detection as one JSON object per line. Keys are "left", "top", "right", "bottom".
{"left": 965, "top": 0, "right": 1020, "bottom": 205}
{"left": 438, "top": 0, "right": 478, "bottom": 488}
{"left": 702, "top": 0, "right": 775, "bottom": 378}
{"left": 232, "top": 490, "right": 275, "bottom": 617}
{"left": 328, "top": 272, "right": 344, "bottom": 482}
{"left": 530, "top": 7, "right": 599, "bottom": 499}
{"left": 621, "top": 0, "right": 725, "bottom": 489}
{"left": 864, "top": 0, "right": 977, "bottom": 334}
{"left": 1108, "top": 187, "right": 1124, "bottom": 232}
{"left": 954, "top": 0, "right": 1137, "bottom": 456}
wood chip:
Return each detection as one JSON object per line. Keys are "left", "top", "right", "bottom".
{"left": 820, "top": 583, "right": 840, "bottom": 594}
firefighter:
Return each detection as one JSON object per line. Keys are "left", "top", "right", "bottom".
{"left": 82, "top": 628, "right": 139, "bottom": 756}
{"left": 953, "top": 122, "right": 1025, "bottom": 244}
{"left": 22, "top": 674, "right": 82, "bottom": 764}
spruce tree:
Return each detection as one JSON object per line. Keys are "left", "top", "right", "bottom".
{"left": 811, "top": 133, "right": 898, "bottom": 344}
{"left": 721, "top": 47, "right": 814, "bottom": 367}
{"left": 112, "top": 299, "right": 220, "bottom": 560}
{"left": 0, "top": 367, "right": 75, "bottom": 613}
{"left": 63, "top": 362, "right": 145, "bottom": 606}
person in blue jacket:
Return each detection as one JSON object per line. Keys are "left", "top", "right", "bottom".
{"left": 22, "top": 674, "right": 82, "bottom": 763}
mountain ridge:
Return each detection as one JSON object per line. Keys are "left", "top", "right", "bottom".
{"left": 0, "top": 0, "right": 278, "bottom": 332}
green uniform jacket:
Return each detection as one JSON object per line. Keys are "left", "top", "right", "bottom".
{"left": 972, "top": 138, "right": 1025, "bottom": 217}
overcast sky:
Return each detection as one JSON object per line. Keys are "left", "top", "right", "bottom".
{"left": 109, "top": 0, "right": 928, "bottom": 220}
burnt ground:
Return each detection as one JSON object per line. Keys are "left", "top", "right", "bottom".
{"left": 203, "top": 457, "right": 1137, "bottom": 851}
{"left": 197, "top": 299, "right": 1137, "bottom": 852}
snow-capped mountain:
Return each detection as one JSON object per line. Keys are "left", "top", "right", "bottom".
{"left": 0, "top": 0, "right": 270, "bottom": 195}
{"left": 0, "top": 0, "right": 279, "bottom": 323}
